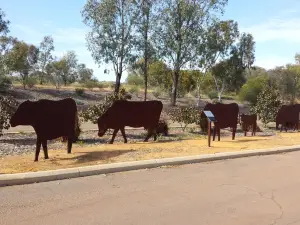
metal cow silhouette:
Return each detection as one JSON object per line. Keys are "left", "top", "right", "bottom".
{"left": 97, "top": 100, "right": 163, "bottom": 144}
{"left": 10, "top": 98, "right": 78, "bottom": 161}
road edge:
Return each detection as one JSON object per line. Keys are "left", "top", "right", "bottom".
{"left": 1, "top": 145, "right": 300, "bottom": 187}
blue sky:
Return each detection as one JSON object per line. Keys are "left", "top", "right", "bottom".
{"left": 1, "top": 0, "right": 300, "bottom": 82}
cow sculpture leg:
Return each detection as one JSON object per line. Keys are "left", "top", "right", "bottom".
{"left": 35, "top": 137, "right": 42, "bottom": 162}
{"left": 212, "top": 126, "right": 216, "bottom": 141}
{"left": 120, "top": 127, "right": 128, "bottom": 143}
{"left": 67, "top": 137, "right": 73, "bottom": 153}
{"left": 232, "top": 127, "right": 237, "bottom": 140}
{"left": 109, "top": 129, "right": 119, "bottom": 144}
{"left": 42, "top": 140, "right": 49, "bottom": 160}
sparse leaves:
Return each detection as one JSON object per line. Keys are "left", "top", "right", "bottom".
{"left": 167, "top": 106, "right": 200, "bottom": 131}
{"left": 0, "top": 95, "right": 18, "bottom": 135}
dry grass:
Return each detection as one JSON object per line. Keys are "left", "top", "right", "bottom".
{"left": 2, "top": 132, "right": 300, "bottom": 174}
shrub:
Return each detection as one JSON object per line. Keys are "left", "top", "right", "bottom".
{"left": 126, "top": 74, "right": 144, "bottom": 86}
{"left": 0, "top": 95, "right": 19, "bottom": 135}
{"left": 80, "top": 88, "right": 129, "bottom": 124}
{"left": 208, "top": 91, "right": 218, "bottom": 100}
{"left": 97, "top": 82, "right": 105, "bottom": 89}
{"left": 128, "top": 86, "right": 140, "bottom": 95}
{"left": 250, "top": 85, "right": 282, "bottom": 125}
{"left": 167, "top": 106, "right": 200, "bottom": 131}
{"left": 0, "top": 76, "right": 12, "bottom": 93}
{"left": 75, "top": 88, "right": 85, "bottom": 96}
{"left": 152, "top": 87, "right": 163, "bottom": 98}
{"left": 84, "top": 80, "right": 98, "bottom": 90}
{"left": 239, "top": 75, "right": 269, "bottom": 105}
{"left": 26, "top": 76, "right": 37, "bottom": 88}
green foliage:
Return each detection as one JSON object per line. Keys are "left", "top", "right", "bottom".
{"left": 0, "top": 95, "right": 18, "bottom": 135}
{"left": 152, "top": 87, "right": 163, "bottom": 98}
{"left": 82, "top": 0, "right": 139, "bottom": 93}
{"left": 0, "top": 76, "right": 12, "bottom": 92}
{"left": 26, "top": 76, "right": 37, "bottom": 88}
{"left": 84, "top": 79, "right": 99, "bottom": 90}
{"left": 36, "top": 36, "right": 54, "bottom": 85}
{"left": 154, "top": 0, "right": 228, "bottom": 105}
{"left": 75, "top": 88, "right": 85, "bottom": 96}
{"left": 239, "top": 74, "right": 269, "bottom": 105}
{"left": 77, "top": 63, "right": 93, "bottom": 83}
{"left": 128, "top": 85, "right": 140, "bottom": 95}
{"left": 126, "top": 74, "right": 144, "bottom": 86}
{"left": 5, "top": 41, "right": 39, "bottom": 89}
{"left": 80, "top": 88, "right": 129, "bottom": 124}
{"left": 167, "top": 106, "right": 200, "bottom": 131}
{"left": 270, "top": 63, "right": 300, "bottom": 104}
{"left": 0, "top": 9, "right": 10, "bottom": 35}
{"left": 148, "top": 60, "right": 172, "bottom": 90}
{"left": 208, "top": 91, "right": 218, "bottom": 100}
{"left": 251, "top": 85, "right": 282, "bottom": 125}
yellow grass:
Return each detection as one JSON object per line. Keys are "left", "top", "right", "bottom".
{"left": 2, "top": 132, "right": 300, "bottom": 174}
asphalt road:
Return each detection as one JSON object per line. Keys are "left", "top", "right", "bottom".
{"left": 1, "top": 152, "right": 300, "bottom": 225}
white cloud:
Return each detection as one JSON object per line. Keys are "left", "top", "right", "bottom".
{"left": 241, "top": 17, "right": 300, "bottom": 43}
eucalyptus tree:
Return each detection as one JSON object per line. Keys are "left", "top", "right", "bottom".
{"left": 135, "top": 0, "right": 157, "bottom": 100}
{"left": 153, "top": 0, "right": 228, "bottom": 105}
{"left": 196, "top": 19, "right": 239, "bottom": 104}
{"left": 36, "top": 35, "right": 55, "bottom": 84}
{"left": 82, "top": 0, "right": 140, "bottom": 94}
{"left": 211, "top": 32, "right": 255, "bottom": 101}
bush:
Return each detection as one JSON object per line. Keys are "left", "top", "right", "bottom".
{"left": 75, "top": 88, "right": 85, "bottom": 96}
{"left": 167, "top": 106, "right": 200, "bottom": 131}
{"left": 152, "top": 87, "right": 163, "bottom": 98}
{"left": 126, "top": 74, "right": 144, "bottom": 86}
{"left": 26, "top": 76, "right": 37, "bottom": 88}
{"left": 239, "top": 75, "right": 269, "bottom": 105}
{"left": 80, "top": 88, "right": 129, "bottom": 124}
{"left": 251, "top": 85, "right": 282, "bottom": 125}
{"left": 128, "top": 86, "right": 140, "bottom": 95}
{"left": 84, "top": 80, "right": 98, "bottom": 90}
{"left": 0, "top": 95, "right": 19, "bottom": 135}
{"left": 0, "top": 76, "right": 12, "bottom": 93}
{"left": 208, "top": 91, "right": 218, "bottom": 100}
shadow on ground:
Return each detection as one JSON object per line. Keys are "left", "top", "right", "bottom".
{"left": 61, "top": 149, "right": 135, "bottom": 164}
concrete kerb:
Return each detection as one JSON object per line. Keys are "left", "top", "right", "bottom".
{"left": 1, "top": 145, "right": 300, "bottom": 187}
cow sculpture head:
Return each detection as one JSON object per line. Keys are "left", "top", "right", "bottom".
{"left": 97, "top": 116, "right": 108, "bottom": 137}
{"left": 10, "top": 100, "right": 35, "bottom": 127}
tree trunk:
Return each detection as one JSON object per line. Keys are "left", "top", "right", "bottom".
{"left": 171, "top": 70, "right": 179, "bottom": 106}
{"left": 114, "top": 72, "right": 121, "bottom": 94}
{"left": 22, "top": 73, "right": 28, "bottom": 90}
{"left": 144, "top": 66, "right": 148, "bottom": 101}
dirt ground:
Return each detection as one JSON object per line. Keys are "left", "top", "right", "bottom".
{"left": 1, "top": 131, "right": 300, "bottom": 174}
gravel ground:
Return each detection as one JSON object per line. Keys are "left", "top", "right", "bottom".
{"left": 0, "top": 127, "right": 276, "bottom": 157}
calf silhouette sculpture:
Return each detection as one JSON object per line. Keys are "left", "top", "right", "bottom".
{"left": 97, "top": 100, "right": 163, "bottom": 144}
{"left": 10, "top": 98, "right": 78, "bottom": 161}
{"left": 239, "top": 114, "right": 257, "bottom": 136}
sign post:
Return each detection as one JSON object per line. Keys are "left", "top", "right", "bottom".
{"left": 203, "top": 111, "right": 217, "bottom": 147}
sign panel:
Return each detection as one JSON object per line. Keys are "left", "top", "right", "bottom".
{"left": 203, "top": 110, "right": 217, "bottom": 122}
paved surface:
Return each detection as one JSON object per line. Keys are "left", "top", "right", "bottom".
{"left": 1, "top": 152, "right": 300, "bottom": 225}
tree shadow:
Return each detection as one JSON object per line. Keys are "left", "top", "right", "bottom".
{"left": 61, "top": 149, "right": 135, "bottom": 164}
